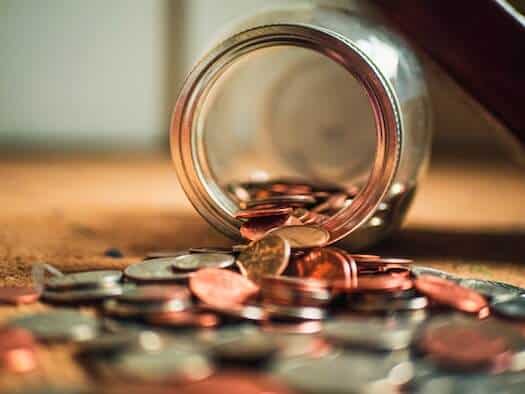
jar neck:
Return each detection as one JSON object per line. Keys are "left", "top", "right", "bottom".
{"left": 170, "top": 24, "right": 402, "bottom": 244}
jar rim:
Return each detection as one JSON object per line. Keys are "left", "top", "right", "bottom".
{"left": 170, "top": 23, "right": 402, "bottom": 244}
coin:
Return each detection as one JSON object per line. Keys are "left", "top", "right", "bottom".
{"left": 292, "top": 247, "right": 352, "bottom": 284}
{"left": 0, "top": 327, "right": 38, "bottom": 373}
{"left": 264, "top": 304, "right": 326, "bottom": 321}
{"left": 411, "top": 266, "right": 458, "bottom": 281}
{"left": 242, "top": 195, "right": 316, "bottom": 209}
{"left": 75, "top": 331, "right": 139, "bottom": 356}
{"left": 124, "top": 259, "right": 193, "bottom": 282}
{"left": 118, "top": 284, "right": 190, "bottom": 304}
{"left": 144, "top": 250, "right": 185, "bottom": 259}
{"left": 459, "top": 278, "right": 523, "bottom": 302}
{"left": 335, "top": 274, "right": 413, "bottom": 292}
{"left": 239, "top": 214, "right": 295, "bottom": 241}
{"left": 0, "top": 286, "right": 40, "bottom": 305}
{"left": 414, "top": 275, "right": 488, "bottom": 313}
{"left": 311, "top": 193, "right": 348, "bottom": 213}
{"left": 323, "top": 318, "right": 414, "bottom": 350}
{"left": 171, "top": 253, "right": 235, "bottom": 271}
{"left": 210, "top": 333, "right": 279, "bottom": 364}
{"left": 200, "top": 303, "right": 266, "bottom": 322}
{"left": 236, "top": 235, "right": 291, "bottom": 283}
{"left": 112, "top": 346, "right": 213, "bottom": 383}
{"left": 9, "top": 310, "right": 99, "bottom": 342}
{"left": 349, "top": 292, "right": 429, "bottom": 312}
{"left": 235, "top": 207, "right": 293, "bottom": 219}
{"left": 261, "top": 321, "right": 323, "bottom": 335}
{"left": 189, "top": 247, "right": 234, "bottom": 254}
{"left": 492, "top": 296, "right": 525, "bottom": 320}
{"left": 266, "top": 225, "right": 330, "bottom": 249}
{"left": 103, "top": 298, "right": 190, "bottom": 318}
{"left": 42, "top": 285, "right": 124, "bottom": 303}
{"left": 261, "top": 275, "right": 331, "bottom": 307}
{"left": 147, "top": 311, "right": 220, "bottom": 328}
{"left": 189, "top": 268, "right": 259, "bottom": 308}
{"left": 45, "top": 270, "right": 122, "bottom": 290}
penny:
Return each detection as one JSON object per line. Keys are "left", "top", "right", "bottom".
{"left": 124, "top": 259, "right": 193, "bottom": 282}
{"left": 418, "top": 321, "right": 510, "bottom": 371}
{"left": 414, "top": 275, "right": 488, "bottom": 313}
{"left": 492, "top": 296, "right": 525, "bottom": 320}
{"left": 292, "top": 247, "right": 352, "bottom": 285}
{"left": 147, "top": 311, "right": 220, "bottom": 328}
{"left": 45, "top": 270, "right": 122, "bottom": 290}
{"left": 239, "top": 214, "right": 295, "bottom": 241}
{"left": 0, "top": 327, "right": 38, "bottom": 373}
{"left": 9, "top": 310, "right": 99, "bottom": 342}
{"left": 242, "top": 195, "right": 316, "bottom": 209}
{"left": 0, "top": 286, "right": 40, "bottom": 305}
{"left": 311, "top": 192, "right": 348, "bottom": 213}
{"left": 266, "top": 224, "right": 330, "bottom": 249}
{"left": 235, "top": 207, "right": 293, "bottom": 219}
{"left": 172, "top": 253, "right": 235, "bottom": 271}
{"left": 118, "top": 284, "right": 190, "bottom": 304}
{"left": 190, "top": 268, "right": 259, "bottom": 308}
{"left": 42, "top": 285, "right": 124, "bottom": 303}
{"left": 323, "top": 318, "right": 414, "bottom": 351}
{"left": 236, "top": 235, "right": 291, "bottom": 283}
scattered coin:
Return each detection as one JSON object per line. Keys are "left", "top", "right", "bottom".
{"left": 492, "top": 296, "right": 525, "bottom": 320}
{"left": 124, "top": 259, "right": 193, "bottom": 282}
{"left": 459, "top": 278, "right": 523, "bottom": 302}
{"left": 415, "top": 275, "right": 488, "bottom": 313}
{"left": 189, "top": 268, "right": 259, "bottom": 308}
{"left": 0, "top": 286, "right": 41, "bottom": 305}
{"left": 42, "top": 285, "right": 124, "bottom": 303}
{"left": 118, "top": 284, "right": 190, "bottom": 305}
{"left": 236, "top": 235, "right": 291, "bottom": 283}
{"left": 172, "top": 252, "right": 235, "bottom": 271}
{"left": 147, "top": 311, "right": 220, "bottom": 328}
{"left": 210, "top": 333, "right": 279, "bottom": 365}
{"left": 266, "top": 225, "right": 330, "bottom": 249}
{"left": 9, "top": 310, "right": 99, "bottom": 342}
{"left": 292, "top": 247, "right": 353, "bottom": 284}
{"left": 45, "top": 270, "right": 122, "bottom": 290}
{"left": 264, "top": 304, "right": 326, "bottom": 321}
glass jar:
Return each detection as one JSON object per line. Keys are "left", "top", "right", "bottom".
{"left": 170, "top": 1, "right": 432, "bottom": 250}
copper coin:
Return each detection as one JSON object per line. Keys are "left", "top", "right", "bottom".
{"left": 311, "top": 193, "right": 348, "bottom": 213}
{"left": 179, "top": 372, "right": 295, "bottom": 394}
{"left": 240, "top": 214, "right": 293, "bottom": 241}
{"left": 292, "top": 248, "right": 352, "bottom": 286}
{"left": 236, "top": 235, "right": 291, "bottom": 283}
{"left": 242, "top": 195, "right": 316, "bottom": 209}
{"left": 0, "top": 286, "right": 40, "bottom": 305}
{"left": 418, "top": 323, "right": 509, "bottom": 371}
{"left": 261, "top": 275, "right": 331, "bottom": 307}
{"left": 414, "top": 275, "right": 488, "bottom": 313}
{"left": 0, "top": 328, "right": 38, "bottom": 373}
{"left": 350, "top": 254, "right": 381, "bottom": 262}
{"left": 190, "top": 268, "right": 259, "bottom": 308}
{"left": 147, "top": 311, "right": 219, "bottom": 328}
{"left": 334, "top": 274, "right": 413, "bottom": 292}
{"left": 235, "top": 207, "right": 293, "bottom": 220}
{"left": 266, "top": 225, "right": 330, "bottom": 249}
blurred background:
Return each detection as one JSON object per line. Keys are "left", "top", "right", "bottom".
{"left": 1, "top": 0, "right": 523, "bottom": 159}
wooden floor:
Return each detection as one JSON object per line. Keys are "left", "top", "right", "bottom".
{"left": 0, "top": 152, "right": 524, "bottom": 390}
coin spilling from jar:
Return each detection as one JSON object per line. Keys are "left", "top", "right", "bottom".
{"left": 2, "top": 179, "right": 525, "bottom": 393}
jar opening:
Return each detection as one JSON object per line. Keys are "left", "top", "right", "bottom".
{"left": 171, "top": 25, "right": 401, "bottom": 244}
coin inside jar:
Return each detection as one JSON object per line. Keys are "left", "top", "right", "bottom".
{"left": 171, "top": 253, "right": 235, "bottom": 271}
{"left": 266, "top": 225, "right": 330, "bottom": 249}
{"left": 236, "top": 235, "right": 291, "bottom": 283}
{"left": 240, "top": 214, "right": 297, "bottom": 241}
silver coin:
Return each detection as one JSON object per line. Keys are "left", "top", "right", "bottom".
{"left": 323, "top": 319, "right": 414, "bottom": 351}
{"left": 172, "top": 253, "right": 235, "bottom": 271}
{"left": 103, "top": 298, "right": 190, "bottom": 318}
{"left": 264, "top": 304, "right": 326, "bottom": 321}
{"left": 200, "top": 303, "right": 266, "bottom": 321}
{"left": 112, "top": 346, "right": 213, "bottom": 383}
{"left": 45, "top": 270, "right": 122, "bottom": 290}
{"left": 76, "top": 331, "right": 138, "bottom": 356}
{"left": 42, "top": 284, "right": 124, "bottom": 303}
{"left": 350, "top": 293, "right": 429, "bottom": 312}
{"left": 189, "top": 247, "right": 234, "bottom": 254}
{"left": 124, "top": 259, "right": 193, "bottom": 282}
{"left": 266, "top": 225, "right": 330, "bottom": 249}
{"left": 9, "top": 310, "right": 99, "bottom": 342}
{"left": 118, "top": 284, "right": 190, "bottom": 306}
{"left": 411, "top": 266, "right": 458, "bottom": 281}
{"left": 210, "top": 332, "right": 279, "bottom": 364}
{"left": 459, "top": 278, "right": 523, "bottom": 302}
{"left": 491, "top": 296, "right": 525, "bottom": 320}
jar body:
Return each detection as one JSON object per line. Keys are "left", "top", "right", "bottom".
{"left": 171, "top": 1, "right": 432, "bottom": 249}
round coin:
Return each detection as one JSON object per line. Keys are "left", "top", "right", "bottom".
{"left": 189, "top": 247, "right": 233, "bottom": 254}
{"left": 236, "top": 234, "right": 291, "bottom": 283}
{"left": 292, "top": 247, "right": 352, "bottom": 284}
{"left": 147, "top": 311, "right": 220, "bottom": 328}
{"left": 240, "top": 215, "right": 295, "bottom": 241}
{"left": 124, "top": 259, "right": 193, "bottom": 282}
{"left": 9, "top": 310, "right": 99, "bottom": 342}
{"left": 42, "top": 285, "right": 124, "bottom": 303}
{"left": 211, "top": 333, "right": 279, "bottom": 364}
{"left": 459, "top": 278, "right": 523, "bottom": 302}
{"left": 118, "top": 284, "right": 190, "bottom": 304}
{"left": 414, "top": 275, "right": 488, "bottom": 313}
{"left": 45, "top": 270, "right": 122, "bottom": 290}
{"left": 0, "top": 286, "right": 40, "bottom": 305}
{"left": 266, "top": 224, "right": 330, "bottom": 249}
{"left": 264, "top": 304, "right": 326, "bottom": 321}
{"left": 492, "top": 296, "right": 525, "bottom": 320}
{"left": 190, "top": 268, "right": 259, "bottom": 308}
{"left": 235, "top": 207, "right": 293, "bottom": 219}
{"left": 172, "top": 253, "right": 235, "bottom": 271}
{"left": 243, "top": 195, "right": 316, "bottom": 209}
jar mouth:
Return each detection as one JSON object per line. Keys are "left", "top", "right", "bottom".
{"left": 171, "top": 24, "right": 401, "bottom": 245}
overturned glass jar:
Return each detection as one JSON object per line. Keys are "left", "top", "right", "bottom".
{"left": 170, "top": 1, "right": 432, "bottom": 249}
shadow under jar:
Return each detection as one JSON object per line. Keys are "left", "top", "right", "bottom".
{"left": 170, "top": 1, "right": 432, "bottom": 250}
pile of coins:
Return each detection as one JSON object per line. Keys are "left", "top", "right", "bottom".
{"left": 1, "top": 181, "right": 525, "bottom": 393}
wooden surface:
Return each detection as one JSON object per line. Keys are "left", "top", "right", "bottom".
{"left": 0, "top": 153, "right": 524, "bottom": 390}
